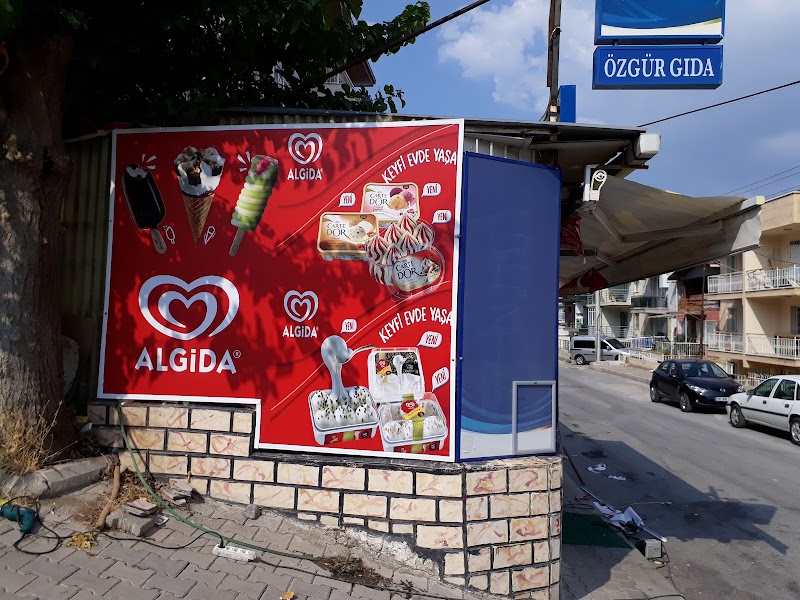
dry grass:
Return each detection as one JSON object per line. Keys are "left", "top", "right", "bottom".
{"left": 115, "top": 471, "right": 156, "bottom": 508}
{"left": 0, "top": 401, "right": 63, "bottom": 475}
{"left": 72, "top": 471, "right": 157, "bottom": 528}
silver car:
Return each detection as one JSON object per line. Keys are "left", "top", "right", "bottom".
{"left": 569, "top": 335, "right": 629, "bottom": 365}
{"left": 727, "top": 375, "right": 800, "bottom": 445}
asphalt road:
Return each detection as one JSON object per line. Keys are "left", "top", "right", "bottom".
{"left": 559, "top": 363, "right": 800, "bottom": 600}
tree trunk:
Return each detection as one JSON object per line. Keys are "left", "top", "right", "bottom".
{"left": 0, "top": 34, "right": 75, "bottom": 461}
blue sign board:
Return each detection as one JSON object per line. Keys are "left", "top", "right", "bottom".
{"left": 593, "top": 45, "right": 723, "bottom": 90}
{"left": 595, "top": 0, "right": 725, "bottom": 45}
{"left": 456, "top": 153, "right": 560, "bottom": 460}
{"left": 559, "top": 85, "right": 577, "bottom": 123}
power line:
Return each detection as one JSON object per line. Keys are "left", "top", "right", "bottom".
{"left": 321, "top": 0, "right": 494, "bottom": 85}
{"left": 725, "top": 171, "right": 800, "bottom": 198}
{"left": 764, "top": 182, "right": 800, "bottom": 200}
{"left": 638, "top": 78, "right": 800, "bottom": 127}
{"left": 720, "top": 163, "right": 800, "bottom": 196}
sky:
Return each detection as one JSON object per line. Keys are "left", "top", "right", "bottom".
{"left": 359, "top": 0, "right": 800, "bottom": 199}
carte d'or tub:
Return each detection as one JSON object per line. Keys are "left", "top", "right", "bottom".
{"left": 317, "top": 213, "right": 378, "bottom": 260}
{"left": 361, "top": 183, "right": 419, "bottom": 225}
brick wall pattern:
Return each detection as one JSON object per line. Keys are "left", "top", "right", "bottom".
{"left": 89, "top": 401, "right": 562, "bottom": 599}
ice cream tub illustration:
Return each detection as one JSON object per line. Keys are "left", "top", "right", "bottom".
{"left": 367, "top": 348, "right": 425, "bottom": 403}
{"left": 361, "top": 183, "right": 419, "bottom": 224}
{"left": 378, "top": 392, "right": 448, "bottom": 454}
{"left": 387, "top": 246, "right": 445, "bottom": 295}
{"left": 308, "top": 386, "right": 380, "bottom": 446}
{"left": 317, "top": 213, "right": 379, "bottom": 260}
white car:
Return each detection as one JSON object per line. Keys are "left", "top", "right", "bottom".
{"left": 727, "top": 375, "right": 800, "bottom": 445}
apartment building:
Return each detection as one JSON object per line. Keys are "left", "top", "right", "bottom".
{"left": 561, "top": 276, "right": 676, "bottom": 340}
{"left": 706, "top": 192, "right": 800, "bottom": 379}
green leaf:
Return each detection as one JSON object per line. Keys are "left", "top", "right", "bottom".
{"left": 59, "top": 8, "right": 86, "bottom": 29}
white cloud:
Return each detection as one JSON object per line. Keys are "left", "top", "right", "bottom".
{"left": 761, "top": 131, "right": 800, "bottom": 154}
{"left": 438, "top": 0, "right": 551, "bottom": 110}
{"left": 433, "top": 0, "right": 800, "bottom": 196}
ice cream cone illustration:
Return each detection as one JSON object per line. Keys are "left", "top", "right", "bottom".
{"left": 174, "top": 147, "right": 225, "bottom": 245}
{"left": 229, "top": 155, "right": 278, "bottom": 256}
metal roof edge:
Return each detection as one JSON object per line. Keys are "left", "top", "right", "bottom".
{"left": 219, "top": 107, "right": 647, "bottom": 136}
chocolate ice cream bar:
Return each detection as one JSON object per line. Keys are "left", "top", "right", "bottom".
{"left": 121, "top": 164, "right": 167, "bottom": 253}
{"left": 122, "top": 164, "right": 165, "bottom": 230}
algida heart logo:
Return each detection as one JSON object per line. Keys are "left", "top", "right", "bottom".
{"left": 288, "top": 133, "right": 323, "bottom": 165}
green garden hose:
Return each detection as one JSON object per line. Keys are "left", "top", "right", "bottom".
{"left": 116, "top": 404, "right": 315, "bottom": 561}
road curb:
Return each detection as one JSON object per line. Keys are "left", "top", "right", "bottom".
{"left": 559, "top": 355, "right": 652, "bottom": 385}
{"left": 1, "top": 455, "right": 110, "bottom": 499}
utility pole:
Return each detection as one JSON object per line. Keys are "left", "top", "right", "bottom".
{"left": 545, "top": 0, "right": 563, "bottom": 122}
{"left": 595, "top": 290, "right": 603, "bottom": 363}
{"left": 699, "top": 278, "right": 706, "bottom": 358}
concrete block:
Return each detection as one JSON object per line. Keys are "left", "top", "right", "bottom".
{"left": 106, "top": 509, "right": 157, "bottom": 537}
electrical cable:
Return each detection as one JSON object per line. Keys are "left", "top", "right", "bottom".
{"left": 321, "top": 0, "right": 494, "bottom": 84}
{"left": 560, "top": 441, "right": 586, "bottom": 486}
{"left": 10, "top": 406, "right": 523, "bottom": 600}
{"left": 719, "top": 163, "right": 800, "bottom": 196}
{"left": 98, "top": 529, "right": 206, "bottom": 550}
{"left": 638, "top": 78, "right": 800, "bottom": 127}
{"left": 720, "top": 171, "right": 800, "bottom": 199}
{"left": 764, "top": 182, "right": 800, "bottom": 200}
{"left": 11, "top": 503, "right": 71, "bottom": 556}
{"left": 751, "top": 251, "right": 800, "bottom": 266}
{"left": 116, "top": 404, "right": 310, "bottom": 561}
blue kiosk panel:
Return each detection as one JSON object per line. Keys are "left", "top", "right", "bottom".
{"left": 457, "top": 153, "right": 561, "bottom": 461}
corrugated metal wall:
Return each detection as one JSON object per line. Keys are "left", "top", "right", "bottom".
{"left": 60, "top": 134, "right": 112, "bottom": 407}
{"left": 59, "top": 112, "right": 537, "bottom": 407}
{"left": 218, "top": 111, "right": 395, "bottom": 127}
{"left": 462, "top": 137, "right": 536, "bottom": 163}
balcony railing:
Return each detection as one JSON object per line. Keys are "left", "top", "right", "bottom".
{"left": 708, "top": 267, "right": 800, "bottom": 294}
{"left": 707, "top": 272, "right": 744, "bottom": 294}
{"left": 631, "top": 295, "right": 668, "bottom": 309}
{"left": 588, "top": 325, "right": 630, "bottom": 338}
{"left": 653, "top": 341, "right": 702, "bottom": 357}
{"left": 747, "top": 334, "right": 800, "bottom": 358}
{"left": 707, "top": 332, "right": 744, "bottom": 353}
{"left": 746, "top": 266, "right": 800, "bottom": 292}
{"left": 599, "top": 288, "right": 633, "bottom": 304}
{"left": 562, "top": 294, "right": 592, "bottom": 304}
{"left": 625, "top": 345, "right": 701, "bottom": 363}
{"left": 622, "top": 336, "right": 667, "bottom": 350}
{"left": 734, "top": 373, "right": 769, "bottom": 390}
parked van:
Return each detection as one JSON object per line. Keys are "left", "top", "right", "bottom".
{"left": 570, "top": 336, "right": 629, "bottom": 365}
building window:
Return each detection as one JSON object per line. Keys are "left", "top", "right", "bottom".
{"left": 725, "top": 307, "right": 738, "bottom": 333}
{"left": 723, "top": 254, "right": 740, "bottom": 273}
{"left": 792, "top": 307, "right": 800, "bottom": 335}
{"left": 587, "top": 307, "right": 596, "bottom": 327}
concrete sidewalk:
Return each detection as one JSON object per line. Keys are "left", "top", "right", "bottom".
{"left": 0, "top": 479, "right": 485, "bottom": 600}
{"left": 560, "top": 468, "right": 684, "bottom": 600}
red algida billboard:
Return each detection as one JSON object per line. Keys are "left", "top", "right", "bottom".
{"left": 100, "top": 120, "right": 463, "bottom": 460}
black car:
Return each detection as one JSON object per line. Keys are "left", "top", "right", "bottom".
{"left": 649, "top": 359, "right": 744, "bottom": 412}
